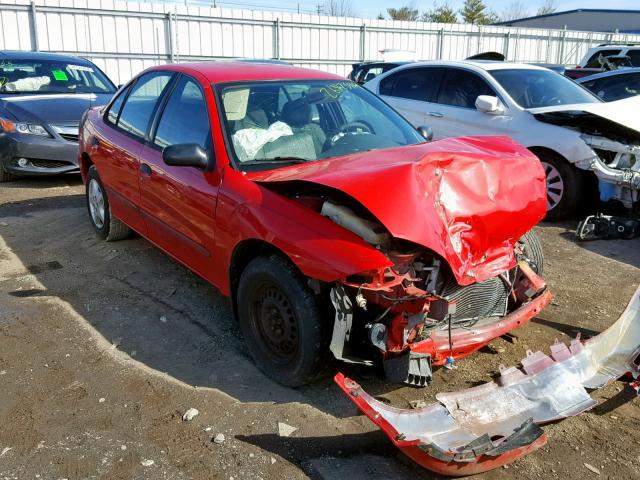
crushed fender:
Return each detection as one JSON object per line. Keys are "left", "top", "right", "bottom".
{"left": 335, "top": 286, "right": 640, "bottom": 476}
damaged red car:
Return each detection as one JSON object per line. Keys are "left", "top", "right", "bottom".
{"left": 79, "top": 62, "right": 551, "bottom": 387}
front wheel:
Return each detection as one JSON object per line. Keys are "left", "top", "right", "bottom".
{"left": 237, "top": 255, "right": 327, "bottom": 387}
{"left": 86, "top": 165, "right": 130, "bottom": 241}
{"left": 536, "top": 151, "right": 583, "bottom": 221}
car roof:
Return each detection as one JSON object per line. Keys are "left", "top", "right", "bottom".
{"left": 148, "top": 61, "right": 341, "bottom": 83}
{"left": 0, "top": 50, "right": 95, "bottom": 64}
{"left": 391, "top": 59, "right": 549, "bottom": 72}
{"left": 577, "top": 67, "right": 640, "bottom": 82}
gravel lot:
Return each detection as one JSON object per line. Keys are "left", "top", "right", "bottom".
{"left": 1, "top": 175, "right": 639, "bottom": 480}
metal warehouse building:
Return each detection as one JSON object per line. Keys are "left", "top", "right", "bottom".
{"left": 496, "top": 9, "right": 640, "bottom": 34}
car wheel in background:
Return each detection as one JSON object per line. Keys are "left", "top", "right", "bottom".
{"left": 237, "top": 255, "right": 327, "bottom": 387}
{"left": 86, "top": 165, "right": 130, "bottom": 241}
{"left": 535, "top": 151, "right": 582, "bottom": 221}
{"left": 0, "top": 164, "right": 14, "bottom": 183}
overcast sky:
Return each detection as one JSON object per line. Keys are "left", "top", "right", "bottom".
{"left": 241, "top": 0, "right": 638, "bottom": 18}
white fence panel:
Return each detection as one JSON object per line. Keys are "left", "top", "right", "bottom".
{"left": 2, "top": 0, "right": 640, "bottom": 84}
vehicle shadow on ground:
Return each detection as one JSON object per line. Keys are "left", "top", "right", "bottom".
{"left": 0, "top": 192, "right": 407, "bottom": 417}
{"left": 541, "top": 220, "right": 640, "bottom": 269}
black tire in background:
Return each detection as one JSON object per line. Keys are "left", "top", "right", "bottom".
{"left": 86, "top": 165, "right": 130, "bottom": 241}
{"left": 518, "top": 229, "right": 544, "bottom": 275}
{"left": 237, "top": 255, "right": 327, "bottom": 387}
{"left": 0, "top": 164, "right": 14, "bottom": 183}
{"left": 535, "top": 150, "right": 583, "bottom": 221}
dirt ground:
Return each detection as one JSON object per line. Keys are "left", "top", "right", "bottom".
{"left": 1, "top": 175, "right": 639, "bottom": 480}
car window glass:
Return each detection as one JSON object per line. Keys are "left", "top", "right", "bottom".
{"left": 154, "top": 77, "right": 210, "bottom": 149}
{"left": 379, "top": 68, "right": 442, "bottom": 102}
{"left": 627, "top": 50, "right": 640, "bottom": 66}
{"left": 106, "top": 86, "right": 130, "bottom": 125}
{"left": 117, "top": 72, "right": 172, "bottom": 138}
{"left": 594, "top": 73, "right": 640, "bottom": 101}
{"left": 585, "top": 49, "right": 621, "bottom": 68}
{"left": 438, "top": 69, "right": 494, "bottom": 108}
{"left": 362, "top": 67, "right": 383, "bottom": 83}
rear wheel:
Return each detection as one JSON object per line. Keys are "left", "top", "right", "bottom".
{"left": 237, "top": 255, "right": 326, "bottom": 387}
{"left": 86, "top": 166, "right": 130, "bottom": 241}
{"left": 536, "top": 151, "right": 583, "bottom": 221}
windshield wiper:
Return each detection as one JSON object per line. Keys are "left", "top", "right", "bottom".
{"left": 240, "top": 156, "right": 311, "bottom": 166}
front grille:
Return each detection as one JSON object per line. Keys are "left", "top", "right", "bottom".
{"left": 440, "top": 276, "right": 509, "bottom": 322}
{"left": 59, "top": 133, "right": 79, "bottom": 143}
{"left": 29, "top": 159, "right": 70, "bottom": 169}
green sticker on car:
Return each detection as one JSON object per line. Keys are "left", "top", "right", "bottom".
{"left": 52, "top": 69, "right": 68, "bottom": 81}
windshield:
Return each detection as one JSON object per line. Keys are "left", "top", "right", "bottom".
{"left": 216, "top": 79, "right": 424, "bottom": 171}
{"left": 0, "top": 58, "right": 115, "bottom": 94}
{"left": 490, "top": 68, "right": 601, "bottom": 109}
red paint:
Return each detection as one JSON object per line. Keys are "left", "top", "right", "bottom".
{"left": 80, "top": 61, "right": 549, "bottom": 366}
{"left": 334, "top": 373, "right": 548, "bottom": 477}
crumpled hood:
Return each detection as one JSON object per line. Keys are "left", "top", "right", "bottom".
{"left": 248, "top": 136, "right": 547, "bottom": 286}
{"left": 0, "top": 93, "right": 112, "bottom": 125}
{"left": 530, "top": 96, "right": 640, "bottom": 139}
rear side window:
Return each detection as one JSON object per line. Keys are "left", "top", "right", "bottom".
{"left": 117, "top": 72, "right": 173, "bottom": 139}
{"left": 379, "top": 67, "right": 442, "bottom": 102}
{"left": 589, "top": 73, "right": 640, "bottom": 101}
{"left": 585, "top": 49, "right": 621, "bottom": 68}
{"left": 105, "top": 86, "right": 130, "bottom": 125}
{"left": 154, "top": 77, "right": 210, "bottom": 150}
{"left": 437, "top": 68, "right": 494, "bottom": 108}
{"left": 627, "top": 50, "right": 640, "bottom": 66}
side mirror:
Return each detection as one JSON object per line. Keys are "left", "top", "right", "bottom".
{"left": 162, "top": 144, "right": 211, "bottom": 170}
{"left": 417, "top": 125, "right": 434, "bottom": 141}
{"left": 475, "top": 95, "right": 505, "bottom": 115}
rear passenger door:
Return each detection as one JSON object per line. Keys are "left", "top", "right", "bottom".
{"left": 430, "top": 67, "right": 512, "bottom": 139}
{"left": 138, "top": 74, "right": 219, "bottom": 276}
{"left": 377, "top": 67, "right": 444, "bottom": 128}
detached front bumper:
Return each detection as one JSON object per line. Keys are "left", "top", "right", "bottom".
{"left": 336, "top": 286, "right": 640, "bottom": 476}
{"left": 0, "top": 132, "right": 79, "bottom": 176}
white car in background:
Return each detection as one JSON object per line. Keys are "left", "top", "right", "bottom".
{"left": 365, "top": 60, "right": 640, "bottom": 220}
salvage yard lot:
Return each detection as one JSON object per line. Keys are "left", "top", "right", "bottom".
{"left": 1, "top": 176, "right": 639, "bottom": 480}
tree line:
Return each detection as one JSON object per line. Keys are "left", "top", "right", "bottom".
{"left": 323, "top": 0, "right": 558, "bottom": 24}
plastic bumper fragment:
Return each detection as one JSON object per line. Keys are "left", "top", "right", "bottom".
{"left": 335, "top": 286, "right": 640, "bottom": 476}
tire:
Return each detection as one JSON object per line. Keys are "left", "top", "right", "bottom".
{"left": 518, "top": 229, "right": 544, "bottom": 276}
{"left": 86, "top": 165, "right": 130, "bottom": 241}
{"left": 237, "top": 255, "right": 326, "bottom": 387}
{"left": 536, "top": 151, "right": 583, "bottom": 221}
{"left": 0, "top": 164, "right": 14, "bottom": 183}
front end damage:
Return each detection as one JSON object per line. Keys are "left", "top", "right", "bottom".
{"left": 251, "top": 137, "right": 549, "bottom": 386}
{"left": 335, "top": 286, "right": 640, "bottom": 476}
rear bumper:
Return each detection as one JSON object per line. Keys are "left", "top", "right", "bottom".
{"left": 0, "top": 133, "right": 79, "bottom": 176}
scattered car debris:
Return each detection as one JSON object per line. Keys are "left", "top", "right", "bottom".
{"left": 409, "top": 399, "right": 427, "bottom": 409}
{"left": 182, "top": 408, "right": 199, "bottom": 421}
{"left": 140, "top": 459, "right": 155, "bottom": 467}
{"left": 576, "top": 213, "right": 640, "bottom": 240}
{"left": 335, "top": 286, "right": 640, "bottom": 476}
{"left": 278, "top": 422, "right": 298, "bottom": 438}
{"left": 0, "top": 447, "right": 12, "bottom": 458}
{"left": 213, "top": 433, "right": 226, "bottom": 444}
{"left": 584, "top": 463, "right": 601, "bottom": 475}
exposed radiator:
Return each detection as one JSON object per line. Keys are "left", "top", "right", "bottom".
{"left": 440, "top": 276, "right": 509, "bottom": 322}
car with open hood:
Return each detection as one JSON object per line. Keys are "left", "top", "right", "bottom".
{"left": 79, "top": 62, "right": 550, "bottom": 387}
{"left": 365, "top": 60, "right": 640, "bottom": 219}
{"left": 0, "top": 51, "right": 116, "bottom": 182}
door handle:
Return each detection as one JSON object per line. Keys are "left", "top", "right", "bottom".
{"left": 427, "top": 111, "right": 444, "bottom": 118}
{"left": 139, "top": 163, "right": 152, "bottom": 176}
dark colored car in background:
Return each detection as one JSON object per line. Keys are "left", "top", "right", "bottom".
{"left": 348, "top": 61, "right": 409, "bottom": 85}
{"left": 577, "top": 67, "right": 640, "bottom": 102}
{"left": 0, "top": 51, "right": 116, "bottom": 182}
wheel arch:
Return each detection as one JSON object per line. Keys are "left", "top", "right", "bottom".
{"left": 80, "top": 152, "right": 94, "bottom": 182}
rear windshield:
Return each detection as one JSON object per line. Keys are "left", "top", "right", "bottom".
{"left": 0, "top": 58, "right": 115, "bottom": 94}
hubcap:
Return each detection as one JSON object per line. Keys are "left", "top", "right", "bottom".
{"left": 88, "top": 179, "right": 105, "bottom": 229}
{"left": 251, "top": 285, "right": 299, "bottom": 363}
{"left": 542, "top": 162, "right": 564, "bottom": 211}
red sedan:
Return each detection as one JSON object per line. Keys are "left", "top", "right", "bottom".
{"left": 79, "top": 62, "right": 551, "bottom": 387}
